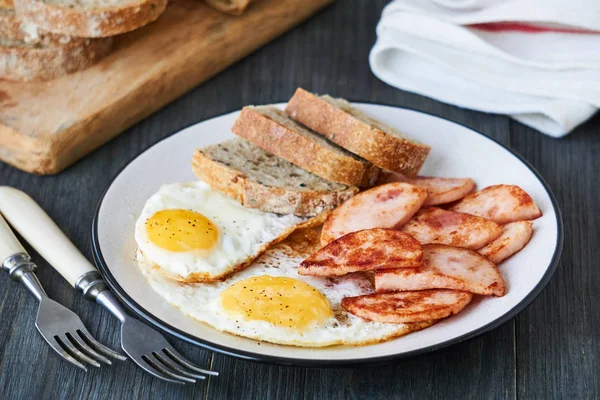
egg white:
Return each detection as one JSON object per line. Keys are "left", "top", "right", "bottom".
{"left": 134, "top": 181, "right": 307, "bottom": 280}
{"left": 137, "top": 231, "right": 433, "bottom": 347}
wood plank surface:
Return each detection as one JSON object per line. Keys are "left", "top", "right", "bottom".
{"left": 0, "top": 0, "right": 598, "bottom": 399}
{"left": 0, "top": 0, "right": 332, "bottom": 175}
{"left": 509, "top": 118, "right": 600, "bottom": 399}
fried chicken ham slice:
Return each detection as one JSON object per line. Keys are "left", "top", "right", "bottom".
{"left": 320, "top": 182, "right": 427, "bottom": 246}
{"left": 400, "top": 207, "right": 502, "bottom": 249}
{"left": 341, "top": 289, "right": 473, "bottom": 324}
{"left": 378, "top": 172, "right": 475, "bottom": 206}
{"left": 375, "top": 244, "right": 507, "bottom": 296}
{"left": 449, "top": 184, "right": 542, "bottom": 224}
{"left": 299, "top": 229, "right": 423, "bottom": 276}
{"left": 479, "top": 221, "right": 534, "bottom": 264}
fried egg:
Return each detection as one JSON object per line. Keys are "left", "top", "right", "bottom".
{"left": 134, "top": 181, "right": 310, "bottom": 282}
{"left": 137, "top": 228, "right": 433, "bottom": 347}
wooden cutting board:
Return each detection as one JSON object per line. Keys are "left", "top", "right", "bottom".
{"left": 0, "top": 0, "right": 333, "bottom": 175}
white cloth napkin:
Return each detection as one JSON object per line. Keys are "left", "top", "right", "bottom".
{"left": 369, "top": 0, "right": 600, "bottom": 137}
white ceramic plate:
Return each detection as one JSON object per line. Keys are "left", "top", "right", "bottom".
{"left": 92, "top": 103, "right": 563, "bottom": 366}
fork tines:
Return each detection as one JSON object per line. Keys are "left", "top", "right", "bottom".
{"left": 134, "top": 346, "right": 218, "bottom": 384}
{"left": 47, "top": 329, "right": 126, "bottom": 371}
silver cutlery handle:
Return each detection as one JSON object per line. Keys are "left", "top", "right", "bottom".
{"left": 0, "top": 214, "right": 48, "bottom": 301}
{"left": 0, "top": 187, "right": 96, "bottom": 287}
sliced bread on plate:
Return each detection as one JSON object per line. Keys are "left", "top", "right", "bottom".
{"left": 231, "top": 105, "right": 380, "bottom": 187}
{"left": 285, "top": 88, "right": 431, "bottom": 177}
{"left": 192, "top": 138, "right": 358, "bottom": 217}
{"left": 13, "top": 0, "right": 168, "bottom": 38}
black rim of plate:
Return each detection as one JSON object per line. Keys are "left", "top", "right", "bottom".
{"left": 91, "top": 103, "right": 564, "bottom": 367}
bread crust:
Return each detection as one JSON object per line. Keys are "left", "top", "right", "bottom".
{"left": 285, "top": 88, "right": 431, "bottom": 177}
{"left": 231, "top": 106, "right": 380, "bottom": 187}
{"left": 0, "top": 36, "right": 112, "bottom": 81}
{"left": 13, "top": 0, "right": 168, "bottom": 38}
{"left": 192, "top": 149, "right": 357, "bottom": 217}
{"left": 0, "top": 5, "right": 89, "bottom": 45}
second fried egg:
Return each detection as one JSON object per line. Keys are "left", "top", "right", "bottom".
{"left": 137, "top": 229, "right": 433, "bottom": 347}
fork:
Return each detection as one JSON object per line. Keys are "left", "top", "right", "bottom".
{"left": 0, "top": 213, "right": 126, "bottom": 370}
{"left": 0, "top": 187, "right": 218, "bottom": 384}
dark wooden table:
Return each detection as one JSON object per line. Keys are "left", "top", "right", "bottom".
{"left": 1, "top": 1, "right": 598, "bottom": 399}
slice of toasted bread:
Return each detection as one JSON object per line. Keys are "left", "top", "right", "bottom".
{"left": 192, "top": 139, "right": 358, "bottom": 217}
{"left": 13, "top": 0, "right": 167, "bottom": 38}
{"left": 285, "top": 88, "right": 431, "bottom": 176}
{"left": 204, "top": 0, "right": 250, "bottom": 15}
{"left": 231, "top": 105, "right": 380, "bottom": 187}
{"left": 0, "top": 34, "right": 112, "bottom": 81}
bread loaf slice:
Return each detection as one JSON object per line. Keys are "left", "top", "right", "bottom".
{"left": 192, "top": 138, "right": 358, "bottom": 217}
{"left": 0, "top": 35, "right": 112, "bottom": 81}
{"left": 0, "top": 0, "right": 113, "bottom": 80}
{"left": 231, "top": 106, "right": 380, "bottom": 187}
{"left": 0, "top": 0, "right": 92, "bottom": 45}
{"left": 285, "top": 88, "right": 431, "bottom": 177}
{"left": 13, "top": 0, "right": 167, "bottom": 38}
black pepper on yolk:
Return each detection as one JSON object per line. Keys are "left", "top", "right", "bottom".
{"left": 219, "top": 275, "right": 334, "bottom": 332}
{"left": 145, "top": 209, "right": 218, "bottom": 252}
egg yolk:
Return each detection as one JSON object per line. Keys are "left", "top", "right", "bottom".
{"left": 219, "top": 275, "right": 334, "bottom": 332}
{"left": 146, "top": 209, "right": 218, "bottom": 252}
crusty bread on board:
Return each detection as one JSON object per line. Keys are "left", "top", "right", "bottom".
{"left": 192, "top": 138, "right": 358, "bottom": 217}
{"left": 231, "top": 105, "right": 380, "bottom": 187}
{"left": 285, "top": 88, "right": 431, "bottom": 177}
{"left": 0, "top": 0, "right": 87, "bottom": 45}
{"left": 0, "top": 35, "right": 112, "bottom": 81}
{"left": 13, "top": 0, "right": 168, "bottom": 38}
{"left": 204, "top": 0, "right": 250, "bottom": 15}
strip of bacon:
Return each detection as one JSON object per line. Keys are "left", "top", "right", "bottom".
{"left": 479, "top": 221, "right": 534, "bottom": 264}
{"left": 299, "top": 229, "right": 423, "bottom": 276}
{"left": 449, "top": 184, "right": 542, "bottom": 224}
{"left": 400, "top": 207, "right": 502, "bottom": 249}
{"left": 375, "top": 244, "right": 506, "bottom": 297}
{"left": 378, "top": 172, "right": 475, "bottom": 206}
{"left": 342, "top": 289, "right": 473, "bottom": 324}
{"left": 320, "top": 182, "right": 427, "bottom": 246}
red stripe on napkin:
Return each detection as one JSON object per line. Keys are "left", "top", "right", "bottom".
{"left": 469, "top": 22, "right": 600, "bottom": 34}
